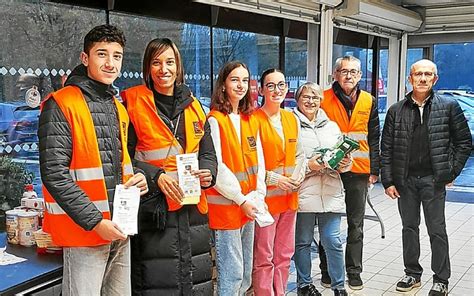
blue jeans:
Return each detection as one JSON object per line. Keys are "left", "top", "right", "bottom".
{"left": 62, "top": 238, "right": 130, "bottom": 296}
{"left": 215, "top": 221, "right": 255, "bottom": 296}
{"left": 294, "top": 212, "right": 345, "bottom": 290}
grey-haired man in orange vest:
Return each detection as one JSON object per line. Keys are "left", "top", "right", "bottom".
{"left": 319, "top": 55, "right": 381, "bottom": 291}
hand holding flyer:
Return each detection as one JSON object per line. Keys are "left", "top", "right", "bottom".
{"left": 176, "top": 153, "right": 201, "bottom": 205}
{"left": 248, "top": 191, "right": 274, "bottom": 227}
{"left": 112, "top": 185, "right": 140, "bottom": 235}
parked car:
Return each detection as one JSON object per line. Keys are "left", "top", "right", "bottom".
{"left": 0, "top": 102, "right": 39, "bottom": 157}
{"left": 283, "top": 89, "right": 297, "bottom": 111}
{"left": 438, "top": 91, "right": 474, "bottom": 148}
{"left": 283, "top": 98, "right": 297, "bottom": 111}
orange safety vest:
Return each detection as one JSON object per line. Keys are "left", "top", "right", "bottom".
{"left": 255, "top": 108, "right": 298, "bottom": 215}
{"left": 321, "top": 88, "right": 372, "bottom": 174}
{"left": 121, "top": 85, "right": 208, "bottom": 214}
{"left": 205, "top": 110, "right": 259, "bottom": 230}
{"left": 42, "top": 86, "right": 133, "bottom": 247}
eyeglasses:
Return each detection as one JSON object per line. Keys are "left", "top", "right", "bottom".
{"left": 300, "top": 95, "right": 322, "bottom": 102}
{"left": 411, "top": 71, "right": 436, "bottom": 79}
{"left": 337, "top": 69, "right": 360, "bottom": 76}
{"left": 265, "top": 82, "right": 287, "bottom": 92}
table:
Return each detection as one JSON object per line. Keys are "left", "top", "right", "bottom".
{"left": 0, "top": 232, "right": 62, "bottom": 296}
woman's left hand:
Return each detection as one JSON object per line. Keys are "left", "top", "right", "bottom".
{"left": 308, "top": 155, "right": 325, "bottom": 171}
{"left": 191, "top": 169, "right": 213, "bottom": 188}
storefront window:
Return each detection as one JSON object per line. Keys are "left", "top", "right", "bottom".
{"left": 332, "top": 45, "right": 373, "bottom": 94}
{"left": 379, "top": 49, "right": 388, "bottom": 112}
{"left": 285, "top": 37, "right": 307, "bottom": 102}
{"left": 405, "top": 48, "right": 424, "bottom": 93}
{"left": 213, "top": 28, "right": 279, "bottom": 77}
{"left": 434, "top": 43, "right": 474, "bottom": 91}
{"left": 110, "top": 14, "right": 211, "bottom": 104}
{"left": 0, "top": 1, "right": 105, "bottom": 210}
{"left": 212, "top": 28, "right": 279, "bottom": 103}
{"left": 212, "top": 28, "right": 279, "bottom": 107}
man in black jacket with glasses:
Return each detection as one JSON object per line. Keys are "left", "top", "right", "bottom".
{"left": 381, "top": 59, "right": 471, "bottom": 296}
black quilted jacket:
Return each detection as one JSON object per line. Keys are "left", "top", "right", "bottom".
{"left": 381, "top": 91, "right": 472, "bottom": 188}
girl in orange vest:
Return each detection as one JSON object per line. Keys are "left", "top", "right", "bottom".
{"left": 206, "top": 61, "right": 266, "bottom": 295}
{"left": 120, "top": 38, "right": 217, "bottom": 295}
{"left": 253, "top": 69, "right": 306, "bottom": 295}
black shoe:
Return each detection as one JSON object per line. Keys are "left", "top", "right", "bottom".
{"left": 396, "top": 275, "right": 421, "bottom": 292}
{"left": 334, "top": 289, "right": 348, "bottom": 296}
{"left": 297, "top": 284, "right": 322, "bottom": 296}
{"left": 348, "top": 273, "right": 363, "bottom": 290}
{"left": 428, "top": 282, "right": 448, "bottom": 296}
{"left": 321, "top": 271, "right": 331, "bottom": 288}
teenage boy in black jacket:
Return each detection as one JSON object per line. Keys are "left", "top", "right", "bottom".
{"left": 39, "top": 25, "right": 148, "bottom": 296}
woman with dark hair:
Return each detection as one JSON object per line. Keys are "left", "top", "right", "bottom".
{"left": 121, "top": 38, "right": 217, "bottom": 295}
{"left": 252, "top": 68, "right": 305, "bottom": 295}
{"left": 293, "top": 82, "right": 351, "bottom": 296}
{"left": 206, "top": 61, "right": 266, "bottom": 295}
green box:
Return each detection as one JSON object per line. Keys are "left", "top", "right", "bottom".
{"left": 314, "top": 135, "right": 360, "bottom": 169}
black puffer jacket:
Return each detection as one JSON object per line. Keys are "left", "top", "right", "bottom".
{"left": 38, "top": 64, "right": 142, "bottom": 231}
{"left": 381, "top": 91, "right": 472, "bottom": 188}
{"left": 125, "top": 83, "right": 217, "bottom": 296}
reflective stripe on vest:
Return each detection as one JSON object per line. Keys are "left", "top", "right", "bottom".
{"left": 270, "top": 165, "right": 295, "bottom": 176}
{"left": 266, "top": 188, "right": 294, "bottom": 198}
{"left": 345, "top": 132, "right": 367, "bottom": 142}
{"left": 232, "top": 165, "right": 258, "bottom": 183}
{"left": 69, "top": 167, "right": 104, "bottom": 181}
{"left": 45, "top": 200, "right": 109, "bottom": 215}
{"left": 206, "top": 167, "right": 256, "bottom": 206}
{"left": 41, "top": 85, "right": 133, "bottom": 247}
{"left": 206, "top": 194, "right": 234, "bottom": 205}
{"left": 134, "top": 145, "right": 182, "bottom": 162}
{"left": 352, "top": 150, "right": 369, "bottom": 158}
{"left": 122, "top": 84, "right": 208, "bottom": 214}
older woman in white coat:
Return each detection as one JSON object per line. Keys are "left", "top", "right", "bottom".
{"left": 293, "top": 82, "right": 351, "bottom": 296}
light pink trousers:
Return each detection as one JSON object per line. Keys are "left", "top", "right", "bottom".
{"left": 252, "top": 209, "right": 297, "bottom": 296}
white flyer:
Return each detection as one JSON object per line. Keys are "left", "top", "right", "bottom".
{"left": 291, "top": 158, "right": 306, "bottom": 181}
{"left": 176, "top": 153, "right": 201, "bottom": 205}
{"left": 112, "top": 185, "right": 140, "bottom": 235}
{"left": 248, "top": 191, "right": 274, "bottom": 227}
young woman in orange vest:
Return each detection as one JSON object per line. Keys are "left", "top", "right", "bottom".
{"left": 206, "top": 61, "right": 266, "bottom": 295}
{"left": 120, "top": 38, "right": 217, "bottom": 295}
{"left": 252, "top": 68, "right": 306, "bottom": 296}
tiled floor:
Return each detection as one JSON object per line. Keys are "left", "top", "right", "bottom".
{"left": 286, "top": 183, "right": 474, "bottom": 296}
